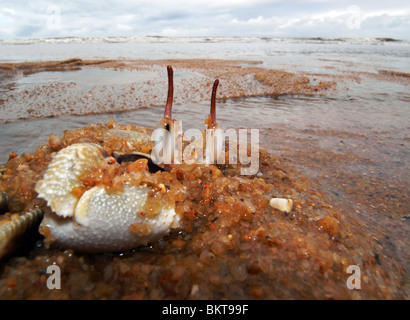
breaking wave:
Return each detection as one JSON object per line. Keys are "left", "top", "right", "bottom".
{"left": 1, "top": 36, "right": 407, "bottom": 45}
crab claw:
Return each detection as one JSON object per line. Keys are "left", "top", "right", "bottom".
{"left": 35, "top": 143, "right": 180, "bottom": 253}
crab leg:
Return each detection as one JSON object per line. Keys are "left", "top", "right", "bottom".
{"left": 0, "top": 192, "right": 8, "bottom": 214}
{"left": 0, "top": 208, "right": 44, "bottom": 260}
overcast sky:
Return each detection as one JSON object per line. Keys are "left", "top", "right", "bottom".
{"left": 1, "top": 0, "right": 409, "bottom": 40}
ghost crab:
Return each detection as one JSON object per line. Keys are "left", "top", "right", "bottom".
{"left": 31, "top": 65, "right": 224, "bottom": 253}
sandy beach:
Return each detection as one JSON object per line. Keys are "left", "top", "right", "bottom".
{"left": 0, "top": 38, "right": 409, "bottom": 299}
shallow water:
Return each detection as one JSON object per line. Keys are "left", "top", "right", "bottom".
{"left": 1, "top": 71, "right": 408, "bottom": 161}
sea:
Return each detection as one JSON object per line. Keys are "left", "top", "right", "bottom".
{"left": 1, "top": 36, "right": 409, "bottom": 68}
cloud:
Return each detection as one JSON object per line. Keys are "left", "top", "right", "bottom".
{"left": 228, "top": 6, "right": 410, "bottom": 38}
{"left": 0, "top": 0, "right": 409, "bottom": 40}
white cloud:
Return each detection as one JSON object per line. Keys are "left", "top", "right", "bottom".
{"left": 116, "top": 24, "right": 133, "bottom": 31}
{"left": 161, "top": 27, "right": 215, "bottom": 37}
{"left": 0, "top": 0, "right": 409, "bottom": 40}
{"left": 363, "top": 8, "right": 410, "bottom": 18}
{"left": 227, "top": 5, "right": 410, "bottom": 39}
{"left": 1, "top": 7, "right": 16, "bottom": 16}
{"left": 230, "top": 16, "right": 286, "bottom": 27}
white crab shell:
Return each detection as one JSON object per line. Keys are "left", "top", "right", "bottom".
{"left": 35, "top": 143, "right": 180, "bottom": 253}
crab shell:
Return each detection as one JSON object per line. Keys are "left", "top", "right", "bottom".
{"left": 35, "top": 143, "right": 180, "bottom": 253}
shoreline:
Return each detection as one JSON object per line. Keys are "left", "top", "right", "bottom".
{"left": 1, "top": 58, "right": 408, "bottom": 124}
{"left": 0, "top": 58, "right": 338, "bottom": 123}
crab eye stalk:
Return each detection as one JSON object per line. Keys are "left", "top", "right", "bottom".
{"left": 206, "top": 79, "right": 223, "bottom": 164}
{"left": 163, "top": 65, "right": 174, "bottom": 119}
{"left": 209, "top": 79, "right": 219, "bottom": 129}
{"left": 156, "top": 65, "right": 175, "bottom": 132}
{"left": 154, "top": 66, "right": 176, "bottom": 167}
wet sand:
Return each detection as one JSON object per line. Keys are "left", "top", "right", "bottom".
{"left": 0, "top": 59, "right": 339, "bottom": 122}
{"left": 0, "top": 59, "right": 409, "bottom": 299}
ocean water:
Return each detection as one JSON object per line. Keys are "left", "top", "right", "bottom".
{"left": 1, "top": 36, "right": 409, "bottom": 70}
